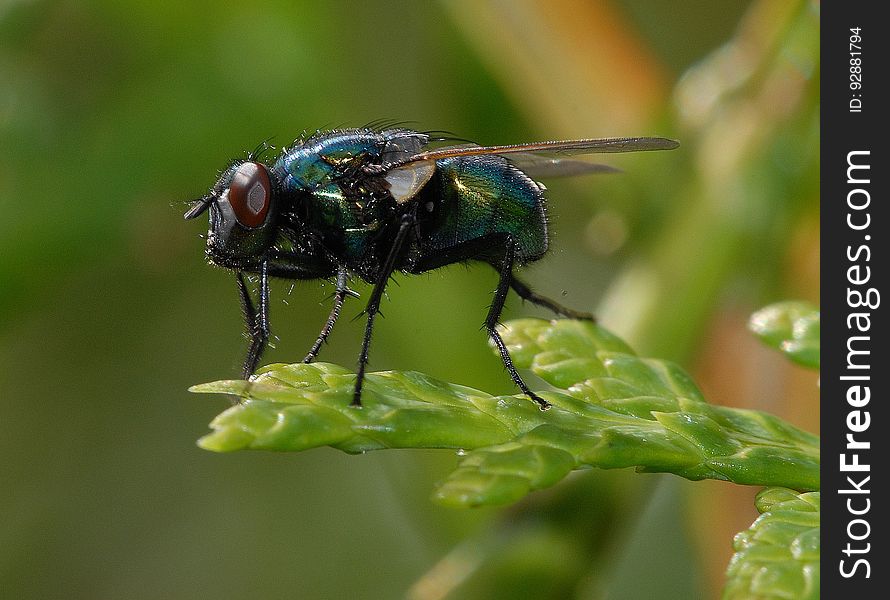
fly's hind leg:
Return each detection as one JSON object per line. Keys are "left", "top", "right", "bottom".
{"left": 509, "top": 276, "right": 594, "bottom": 321}
{"left": 486, "top": 238, "right": 551, "bottom": 410}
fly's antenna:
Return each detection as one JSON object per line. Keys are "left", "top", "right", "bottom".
{"left": 184, "top": 193, "right": 216, "bottom": 220}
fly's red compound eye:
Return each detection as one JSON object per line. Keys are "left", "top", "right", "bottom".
{"left": 228, "top": 162, "right": 271, "bottom": 227}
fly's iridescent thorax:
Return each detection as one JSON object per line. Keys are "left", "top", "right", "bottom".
{"left": 205, "top": 161, "right": 278, "bottom": 266}
{"left": 271, "top": 129, "right": 430, "bottom": 258}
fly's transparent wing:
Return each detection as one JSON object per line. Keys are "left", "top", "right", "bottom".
{"left": 420, "top": 143, "right": 624, "bottom": 178}
{"left": 399, "top": 137, "right": 679, "bottom": 165}
{"left": 380, "top": 136, "right": 678, "bottom": 203}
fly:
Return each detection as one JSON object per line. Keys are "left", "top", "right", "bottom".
{"left": 185, "top": 128, "right": 678, "bottom": 409}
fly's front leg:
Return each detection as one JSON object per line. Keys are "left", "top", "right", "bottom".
{"left": 303, "top": 266, "right": 351, "bottom": 363}
{"left": 236, "top": 259, "right": 270, "bottom": 380}
{"left": 509, "top": 276, "right": 594, "bottom": 321}
{"left": 353, "top": 214, "right": 415, "bottom": 406}
{"left": 486, "top": 239, "right": 551, "bottom": 410}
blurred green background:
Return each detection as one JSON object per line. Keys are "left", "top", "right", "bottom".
{"left": 1, "top": 1, "right": 818, "bottom": 598}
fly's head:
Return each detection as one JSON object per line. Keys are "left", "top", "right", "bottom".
{"left": 185, "top": 161, "right": 278, "bottom": 268}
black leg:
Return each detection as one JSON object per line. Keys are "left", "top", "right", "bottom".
{"left": 486, "top": 239, "right": 551, "bottom": 410}
{"left": 509, "top": 276, "right": 594, "bottom": 321}
{"left": 353, "top": 214, "right": 415, "bottom": 406}
{"left": 236, "top": 260, "right": 270, "bottom": 380}
{"left": 303, "top": 266, "right": 350, "bottom": 363}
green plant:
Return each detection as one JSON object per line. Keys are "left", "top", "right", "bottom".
{"left": 193, "top": 302, "right": 820, "bottom": 598}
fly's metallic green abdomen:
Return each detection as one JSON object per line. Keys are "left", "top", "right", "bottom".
{"left": 422, "top": 155, "right": 547, "bottom": 263}
{"left": 185, "top": 126, "right": 678, "bottom": 407}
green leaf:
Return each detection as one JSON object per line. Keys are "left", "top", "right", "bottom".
{"left": 192, "top": 319, "right": 819, "bottom": 507}
{"left": 724, "top": 488, "right": 820, "bottom": 600}
{"left": 749, "top": 302, "right": 820, "bottom": 369}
